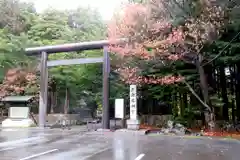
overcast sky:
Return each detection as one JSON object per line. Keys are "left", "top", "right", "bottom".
{"left": 21, "top": 0, "right": 127, "bottom": 20}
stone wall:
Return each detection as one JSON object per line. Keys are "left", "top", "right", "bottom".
{"left": 140, "top": 115, "right": 172, "bottom": 127}
{"left": 139, "top": 115, "right": 226, "bottom": 129}
{"left": 33, "top": 114, "right": 93, "bottom": 125}
{"left": 33, "top": 114, "right": 172, "bottom": 127}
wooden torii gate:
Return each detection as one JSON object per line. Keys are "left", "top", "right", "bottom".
{"left": 25, "top": 39, "right": 124, "bottom": 129}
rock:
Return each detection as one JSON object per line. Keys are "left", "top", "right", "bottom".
{"left": 190, "top": 132, "right": 203, "bottom": 136}
{"left": 196, "top": 133, "right": 203, "bottom": 136}
{"left": 96, "top": 128, "right": 112, "bottom": 132}
{"left": 152, "top": 122, "right": 195, "bottom": 136}
{"left": 166, "top": 122, "right": 186, "bottom": 135}
{"left": 167, "top": 120, "right": 174, "bottom": 129}
{"left": 171, "top": 128, "right": 185, "bottom": 136}
{"left": 161, "top": 128, "right": 171, "bottom": 134}
{"left": 175, "top": 123, "right": 184, "bottom": 129}
{"left": 179, "top": 127, "right": 186, "bottom": 132}
{"left": 185, "top": 129, "right": 192, "bottom": 135}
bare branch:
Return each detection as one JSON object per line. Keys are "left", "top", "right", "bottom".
{"left": 183, "top": 79, "right": 212, "bottom": 112}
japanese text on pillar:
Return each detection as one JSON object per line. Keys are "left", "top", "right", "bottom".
{"left": 130, "top": 85, "right": 137, "bottom": 120}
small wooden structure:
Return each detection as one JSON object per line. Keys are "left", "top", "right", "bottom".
{"left": 1, "top": 96, "right": 35, "bottom": 127}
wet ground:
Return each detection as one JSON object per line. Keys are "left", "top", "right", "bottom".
{"left": 0, "top": 126, "right": 239, "bottom": 160}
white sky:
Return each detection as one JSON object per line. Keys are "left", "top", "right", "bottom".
{"left": 21, "top": 0, "right": 127, "bottom": 20}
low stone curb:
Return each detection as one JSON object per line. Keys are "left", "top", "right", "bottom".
{"left": 0, "top": 127, "right": 44, "bottom": 132}
{"left": 0, "top": 136, "right": 44, "bottom": 147}
{"left": 147, "top": 133, "right": 240, "bottom": 142}
{"left": 148, "top": 133, "right": 203, "bottom": 138}
{"left": 1, "top": 125, "right": 89, "bottom": 132}
{"left": 96, "top": 128, "right": 115, "bottom": 132}
{"left": 115, "top": 129, "right": 150, "bottom": 135}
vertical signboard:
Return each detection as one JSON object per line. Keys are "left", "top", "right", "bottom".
{"left": 115, "top": 99, "right": 124, "bottom": 119}
{"left": 130, "top": 85, "right": 137, "bottom": 120}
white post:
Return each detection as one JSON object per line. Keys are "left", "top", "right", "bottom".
{"left": 130, "top": 85, "right": 137, "bottom": 120}
{"left": 115, "top": 98, "right": 125, "bottom": 128}
{"left": 115, "top": 99, "right": 124, "bottom": 119}
{"left": 127, "top": 85, "right": 140, "bottom": 130}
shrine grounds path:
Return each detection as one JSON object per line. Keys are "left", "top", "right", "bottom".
{"left": 0, "top": 126, "right": 239, "bottom": 160}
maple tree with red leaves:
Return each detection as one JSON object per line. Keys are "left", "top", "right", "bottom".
{"left": 107, "top": 0, "right": 226, "bottom": 85}
{"left": 107, "top": 0, "right": 228, "bottom": 130}
{"left": 0, "top": 68, "right": 39, "bottom": 99}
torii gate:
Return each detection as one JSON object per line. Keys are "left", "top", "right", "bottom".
{"left": 25, "top": 39, "right": 124, "bottom": 129}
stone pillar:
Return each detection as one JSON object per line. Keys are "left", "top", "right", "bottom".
{"left": 127, "top": 85, "right": 140, "bottom": 130}
{"left": 102, "top": 46, "right": 110, "bottom": 129}
{"left": 39, "top": 51, "right": 48, "bottom": 128}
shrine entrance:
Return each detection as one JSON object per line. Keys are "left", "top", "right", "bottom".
{"left": 25, "top": 39, "right": 123, "bottom": 129}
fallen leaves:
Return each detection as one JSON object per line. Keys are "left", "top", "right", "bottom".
{"left": 140, "top": 124, "right": 240, "bottom": 139}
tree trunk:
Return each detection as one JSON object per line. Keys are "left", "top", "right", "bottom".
{"left": 64, "top": 88, "right": 69, "bottom": 114}
{"left": 50, "top": 91, "right": 54, "bottom": 113}
{"left": 172, "top": 90, "right": 178, "bottom": 117}
{"left": 50, "top": 82, "right": 56, "bottom": 114}
{"left": 229, "top": 66, "right": 236, "bottom": 123}
{"left": 180, "top": 92, "right": 187, "bottom": 116}
{"left": 183, "top": 92, "right": 188, "bottom": 107}
{"left": 206, "top": 64, "right": 216, "bottom": 92}
{"left": 229, "top": 66, "right": 235, "bottom": 95}
{"left": 231, "top": 98, "right": 235, "bottom": 124}
{"left": 0, "top": 108, "right": 3, "bottom": 120}
{"left": 180, "top": 93, "right": 184, "bottom": 116}
{"left": 196, "top": 55, "right": 215, "bottom": 130}
{"left": 219, "top": 65, "right": 229, "bottom": 120}
{"left": 47, "top": 91, "right": 51, "bottom": 114}
{"left": 236, "top": 63, "right": 240, "bottom": 121}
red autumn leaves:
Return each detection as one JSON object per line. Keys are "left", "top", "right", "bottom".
{"left": 117, "top": 67, "right": 183, "bottom": 85}
{"left": 0, "top": 68, "right": 38, "bottom": 98}
{"left": 107, "top": 0, "right": 225, "bottom": 85}
{"left": 107, "top": 2, "right": 185, "bottom": 85}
